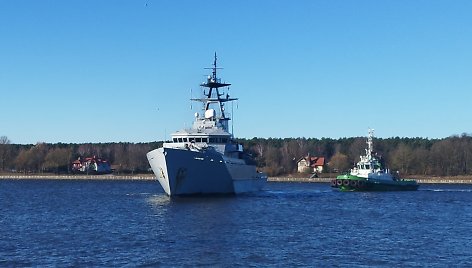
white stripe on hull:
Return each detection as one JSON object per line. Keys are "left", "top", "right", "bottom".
{"left": 147, "top": 147, "right": 265, "bottom": 196}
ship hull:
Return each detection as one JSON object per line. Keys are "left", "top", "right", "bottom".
{"left": 331, "top": 175, "right": 419, "bottom": 192}
{"left": 147, "top": 147, "right": 266, "bottom": 196}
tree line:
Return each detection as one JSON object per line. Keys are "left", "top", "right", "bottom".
{"left": 0, "top": 136, "right": 161, "bottom": 174}
{"left": 1, "top": 134, "right": 472, "bottom": 177}
{"left": 241, "top": 134, "right": 472, "bottom": 177}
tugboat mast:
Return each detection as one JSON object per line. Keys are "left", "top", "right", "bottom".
{"left": 366, "top": 128, "right": 374, "bottom": 160}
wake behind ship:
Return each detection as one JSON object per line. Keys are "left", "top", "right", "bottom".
{"left": 147, "top": 54, "right": 267, "bottom": 196}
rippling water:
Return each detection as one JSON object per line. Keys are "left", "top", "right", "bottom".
{"left": 1, "top": 179, "right": 472, "bottom": 267}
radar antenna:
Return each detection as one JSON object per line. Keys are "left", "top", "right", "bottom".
{"left": 190, "top": 53, "right": 238, "bottom": 133}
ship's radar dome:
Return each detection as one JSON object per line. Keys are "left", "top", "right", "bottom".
{"left": 205, "top": 109, "right": 216, "bottom": 119}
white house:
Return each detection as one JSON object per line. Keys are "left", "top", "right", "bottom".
{"left": 297, "top": 155, "right": 325, "bottom": 174}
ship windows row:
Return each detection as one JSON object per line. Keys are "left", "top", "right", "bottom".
{"left": 172, "top": 137, "right": 229, "bottom": 144}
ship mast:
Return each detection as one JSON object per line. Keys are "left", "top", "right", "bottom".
{"left": 366, "top": 128, "right": 374, "bottom": 160}
{"left": 192, "top": 53, "right": 238, "bottom": 132}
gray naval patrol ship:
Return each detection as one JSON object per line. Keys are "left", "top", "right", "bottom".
{"left": 147, "top": 54, "right": 267, "bottom": 196}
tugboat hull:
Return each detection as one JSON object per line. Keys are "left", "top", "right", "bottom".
{"left": 331, "top": 175, "right": 419, "bottom": 192}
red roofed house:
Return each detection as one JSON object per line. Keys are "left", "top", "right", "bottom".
{"left": 297, "top": 154, "right": 325, "bottom": 174}
{"left": 71, "top": 156, "right": 112, "bottom": 174}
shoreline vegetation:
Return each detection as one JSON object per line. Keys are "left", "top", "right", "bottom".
{"left": 2, "top": 135, "right": 472, "bottom": 179}
{"left": 2, "top": 174, "right": 472, "bottom": 184}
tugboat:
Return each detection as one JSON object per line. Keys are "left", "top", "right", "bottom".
{"left": 331, "top": 129, "right": 419, "bottom": 191}
{"left": 146, "top": 54, "right": 267, "bottom": 196}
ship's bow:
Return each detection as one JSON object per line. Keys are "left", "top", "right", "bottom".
{"left": 147, "top": 148, "right": 171, "bottom": 195}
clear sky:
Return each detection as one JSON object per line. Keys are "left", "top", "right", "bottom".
{"left": 1, "top": 0, "right": 471, "bottom": 144}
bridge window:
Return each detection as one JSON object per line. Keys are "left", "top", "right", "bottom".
{"left": 178, "top": 138, "right": 183, "bottom": 142}
{"left": 196, "top": 138, "right": 202, "bottom": 142}
{"left": 173, "top": 138, "right": 177, "bottom": 142}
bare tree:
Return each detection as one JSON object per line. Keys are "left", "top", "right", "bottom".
{"left": 0, "top": 136, "right": 12, "bottom": 172}
{"left": 44, "top": 148, "right": 72, "bottom": 173}
{"left": 429, "top": 139, "right": 452, "bottom": 176}
{"left": 112, "top": 143, "right": 128, "bottom": 173}
{"left": 329, "top": 152, "right": 350, "bottom": 173}
{"left": 348, "top": 138, "right": 366, "bottom": 165}
{"left": 15, "top": 148, "right": 30, "bottom": 173}
{"left": 77, "top": 144, "right": 96, "bottom": 158}
{"left": 410, "top": 148, "right": 430, "bottom": 175}
{"left": 264, "top": 146, "right": 282, "bottom": 176}
{"left": 391, "top": 143, "right": 414, "bottom": 175}
{"left": 127, "top": 143, "right": 152, "bottom": 174}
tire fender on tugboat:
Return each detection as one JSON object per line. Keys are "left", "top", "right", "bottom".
{"left": 350, "top": 180, "right": 358, "bottom": 187}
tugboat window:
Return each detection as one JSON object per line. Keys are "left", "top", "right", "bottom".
{"left": 209, "top": 138, "right": 216, "bottom": 143}
{"left": 196, "top": 138, "right": 202, "bottom": 142}
{"left": 183, "top": 138, "right": 188, "bottom": 142}
{"left": 173, "top": 138, "right": 177, "bottom": 142}
{"left": 178, "top": 138, "right": 183, "bottom": 142}
{"left": 202, "top": 138, "right": 208, "bottom": 143}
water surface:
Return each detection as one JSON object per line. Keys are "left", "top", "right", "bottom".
{"left": 1, "top": 180, "right": 471, "bottom": 266}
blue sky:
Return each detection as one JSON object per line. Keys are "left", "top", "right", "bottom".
{"left": 0, "top": 0, "right": 471, "bottom": 144}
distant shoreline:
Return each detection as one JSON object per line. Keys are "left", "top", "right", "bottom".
{"left": 0, "top": 174, "right": 156, "bottom": 180}
{"left": 1, "top": 174, "right": 472, "bottom": 184}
